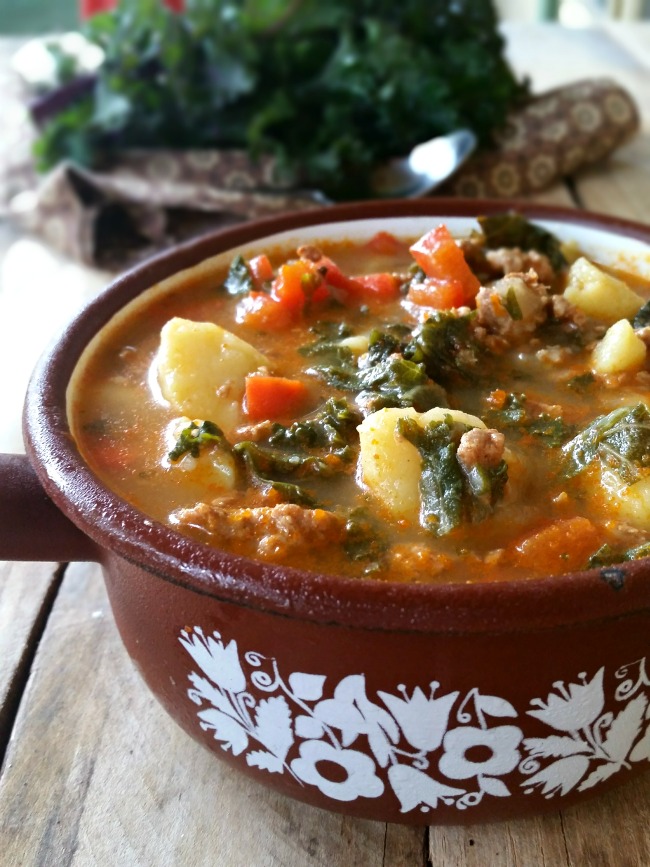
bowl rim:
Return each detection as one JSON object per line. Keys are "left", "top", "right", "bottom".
{"left": 24, "top": 197, "right": 650, "bottom": 634}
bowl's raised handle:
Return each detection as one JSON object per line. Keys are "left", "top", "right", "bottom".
{"left": 0, "top": 453, "right": 99, "bottom": 562}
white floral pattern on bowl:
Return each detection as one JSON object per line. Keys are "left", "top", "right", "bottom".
{"left": 179, "top": 627, "right": 650, "bottom": 814}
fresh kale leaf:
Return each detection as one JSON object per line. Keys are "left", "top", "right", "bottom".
{"left": 398, "top": 416, "right": 508, "bottom": 536}
{"left": 477, "top": 213, "right": 567, "bottom": 271}
{"left": 33, "top": 0, "right": 527, "bottom": 199}
{"left": 223, "top": 255, "right": 255, "bottom": 296}
{"left": 562, "top": 403, "right": 650, "bottom": 483}
{"left": 169, "top": 419, "right": 231, "bottom": 461}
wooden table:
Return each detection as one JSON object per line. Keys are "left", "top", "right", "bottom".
{"left": 1, "top": 22, "right": 650, "bottom": 867}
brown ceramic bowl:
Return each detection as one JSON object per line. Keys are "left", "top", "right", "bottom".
{"left": 2, "top": 199, "right": 650, "bottom": 825}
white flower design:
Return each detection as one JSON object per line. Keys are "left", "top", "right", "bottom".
{"left": 521, "top": 667, "right": 650, "bottom": 798}
{"left": 439, "top": 725, "right": 522, "bottom": 781}
{"left": 291, "top": 741, "right": 384, "bottom": 801}
{"left": 179, "top": 629, "right": 650, "bottom": 813}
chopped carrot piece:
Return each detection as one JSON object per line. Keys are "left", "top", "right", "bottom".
{"left": 510, "top": 516, "right": 602, "bottom": 575}
{"left": 486, "top": 389, "right": 508, "bottom": 410}
{"left": 409, "top": 224, "right": 480, "bottom": 306}
{"left": 407, "top": 277, "right": 467, "bottom": 309}
{"left": 236, "top": 292, "right": 293, "bottom": 330}
{"left": 245, "top": 375, "right": 310, "bottom": 420}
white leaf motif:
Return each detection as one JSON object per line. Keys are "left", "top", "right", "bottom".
{"left": 577, "top": 760, "right": 621, "bottom": 792}
{"left": 253, "top": 696, "right": 293, "bottom": 761}
{"left": 295, "top": 714, "right": 325, "bottom": 740}
{"left": 476, "top": 695, "right": 518, "bottom": 719}
{"left": 523, "top": 755, "right": 590, "bottom": 797}
{"left": 288, "top": 672, "right": 326, "bottom": 702}
{"left": 246, "top": 750, "right": 285, "bottom": 774}
{"left": 197, "top": 708, "right": 249, "bottom": 755}
{"left": 387, "top": 764, "right": 465, "bottom": 812}
{"left": 602, "top": 694, "right": 648, "bottom": 763}
{"left": 523, "top": 735, "right": 590, "bottom": 759}
{"left": 480, "top": 776, "right": 510, "bottom": 797}
{"left": 630, "top": 723, "right": 650, "bottom": 763}
{"left": 188, "top": 672, "right": 235, "bottom": 715}
{"left": 314, "top": 674, "right": 399, "bottom": 763}
{"left": 314, "top": 699, "right": 366, "bottom": 747}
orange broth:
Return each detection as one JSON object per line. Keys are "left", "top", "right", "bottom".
{"left": 69, "top": 223, "right": 650, "bottom": 583}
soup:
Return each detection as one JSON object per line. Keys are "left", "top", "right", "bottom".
{"left": 69, "top": 214, "right": 650, "bottom": 583}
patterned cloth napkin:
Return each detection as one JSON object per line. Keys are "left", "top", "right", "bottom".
{"left": 1, "top": 78, "right": 639, "bottom": 271}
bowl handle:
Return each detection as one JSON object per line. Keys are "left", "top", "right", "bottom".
{"left": 0, "top": 453, "right": 99, "bottom": 562}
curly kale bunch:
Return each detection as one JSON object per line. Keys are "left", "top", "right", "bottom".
{"left": 33, "top": 0, "right": 528, "bottom": 199}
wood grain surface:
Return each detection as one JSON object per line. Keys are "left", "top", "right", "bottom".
{"left": 1, "top": 21, "right": 650, "bottom": 867}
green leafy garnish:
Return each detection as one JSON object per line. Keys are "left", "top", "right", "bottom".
{"left": 503, "top": 287, "right": 523, "bottom": 320}
{"left": 268, "top": 397, "right": 361, "bottom": 452}
{"left": 562, "top": 403, "right": 650, "bottom": 483}
{"left": 404, "top": 312, "right": 482, "bottom": 386}
{"left": 223, "top": 255, "right": 255, "bottom": 296}
{"left": 487, "top": 393, "right": 574, "bottom": 448}
{"left": 233, "top": 398, "right": 360, "bottom": 504}
{"left": 566, "top": 372, "right": 596, "bottom": 393}
{"left": 632, "top": 300, "right": 650, "bottom": 329}
{"left": 169, "top": 420, "right": 230, "bottom": 461}
{"left": 589, "top": 540, "right": 650, "bottom": 568}
{"left": 478, "top": 213, "right": 567, "bottom": 271}
{"left": 343, "top": 508, "right": 388, "bottom": 566}
{"left": 305, "top": 326, "right": 447, "bottom": 414}
{"left": 398, "top": 416, "right": 508, "bottom": 536}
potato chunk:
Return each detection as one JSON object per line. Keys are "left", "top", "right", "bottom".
{"left": 601, "top": 469, "right": 650, "bottom": 528}
{"left": 592, "top": 319, "right": 646, "bottom": 374}
{"left": 157, "top": 318, "right": 267, "bottom": 432}
{"left": 357, "top": 407, "right": 485, "bottom": 522}
{"left": 564, "top": 257, "right": 644, "bottom": 323}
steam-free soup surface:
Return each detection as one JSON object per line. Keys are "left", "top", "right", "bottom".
{"left": 70, "top": 216, "right": 650, "bottom": 583}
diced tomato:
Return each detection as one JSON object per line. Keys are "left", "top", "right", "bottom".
{"left": 248, "top": 254, "right": 274, "bottom": 287}
{"left": 271, "top": 260, "right": 329, "bottom": 315}
{"left": 409, "top": 224, "right": 480, "bottom": 305}
{"left": 355, "top": 272, "right": 402, "bottom": 302}
{"left": 245, "top": 375, "right": 310, "bottom": 421}
{"left": 303, "top": 254, "right": 364, "bottom": 299}
{"left": 365, "top": 231, "right": 404, "bottom": 257}
{"left": 236, "top": 292, "right": 293, "bottom": 330}
{"left": 407, "top": 277, "right": 467, "bottom": 310}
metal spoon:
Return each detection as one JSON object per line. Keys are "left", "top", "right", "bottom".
{"left": 369, "top": 128, "right": 477, "bottom": 198}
